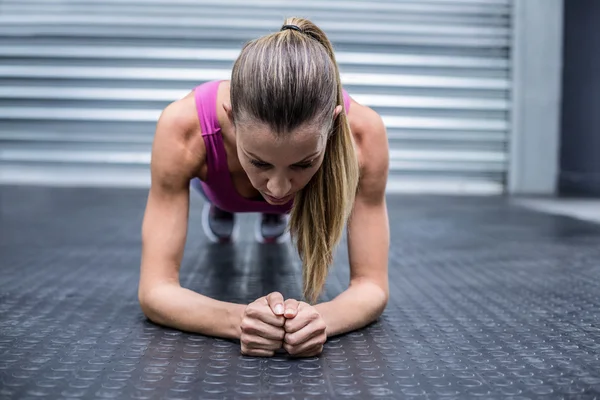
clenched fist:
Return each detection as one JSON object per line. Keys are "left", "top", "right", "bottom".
{"left": 240, "top": 292, "right": 286, "bottom": 357}
{"left": 281, "top": 299, "right": 327, "bottom": 357}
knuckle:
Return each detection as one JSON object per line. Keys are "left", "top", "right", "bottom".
{"left": 318, "top": 321, "right": 327, "bottom": 332}
{"left": 285, "top": 298, "right": 297, "bottom": 307}
{"left": 269, "top": 291, "right": 283, "bottom": 301}
{"left": 285, "top": 334, "right": 296, "bottom": 345}
{"left": 245, "top": 306, "right": 259, "bottom": 319}
{"left": 240, "top": 318, "right": 252, "bottom": 333}
{"left": 240, "top": 336, "right": 251, "bottom": 347}
{"left": 285, "top": 344, "right": 298, "bottom": 355}
{"left": 270, "top": 341, "right": 283, "bottom": 351}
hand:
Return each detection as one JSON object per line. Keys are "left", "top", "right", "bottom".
{"left": 240, "top": 292, "right": 286, "bottom": 357}
{"left": 281, "top": 299, "right": 327, "bottom": 357}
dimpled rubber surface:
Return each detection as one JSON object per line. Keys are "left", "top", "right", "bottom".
{"left": 1, "top": 186, "right": 600, "bottom": 400}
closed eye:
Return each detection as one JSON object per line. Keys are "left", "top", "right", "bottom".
{"left": 292, "top": 163, "right": 313, "bottom": 170}
{"left": 250, "top": 159, "right": 271, "bottom": 169}
{"left": 250, "top": 159, "right": 313, "bottom": 170}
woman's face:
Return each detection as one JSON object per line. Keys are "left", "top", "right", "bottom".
{"left": 236, "top": 123, "right": 326, "bottom": 205}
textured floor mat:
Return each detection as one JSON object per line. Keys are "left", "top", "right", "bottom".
{"left": 1, "top": 186, "right": 599, "bottom": 399}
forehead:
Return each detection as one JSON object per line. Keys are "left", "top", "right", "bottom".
{"left": 238, "top": 124, "right": 325, "bottom": 159}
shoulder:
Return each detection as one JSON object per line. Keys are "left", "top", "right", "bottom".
{"left": 347, "top": 98, "right": 389, "bottom": 201}
{"left": 150, "top": 91, "right": 206, "bottom": 188}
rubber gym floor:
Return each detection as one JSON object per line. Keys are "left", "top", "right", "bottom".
{"left": 1, "top": 185, "right": 599, "bottom": 399}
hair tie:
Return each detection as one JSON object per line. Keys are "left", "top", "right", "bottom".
{"left": 281, "top": 24, "right": 303, "bottom": 33}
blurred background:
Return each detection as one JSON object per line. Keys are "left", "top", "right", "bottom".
{"left": 0, "top": 0, "right": 596, "bottom": 202}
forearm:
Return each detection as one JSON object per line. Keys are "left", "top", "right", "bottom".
{"left": 140, "top": 284, "right": 246, "bottom": 340}
{"left": 314, "top": 280, "right": 388, "bottom": 338}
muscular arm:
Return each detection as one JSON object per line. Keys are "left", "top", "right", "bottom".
{"left": 138, "top": 99, "right": 245, "bottom": 340}
{"left": 315, "top": 105, "right": 390, "bottom": 337}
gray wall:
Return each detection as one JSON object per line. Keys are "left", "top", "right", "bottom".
{"left": 560, "top": 0, "right": 600, "bottom": 196}
{"left": 508, "top": 0, "right": 563, "bottom": 195}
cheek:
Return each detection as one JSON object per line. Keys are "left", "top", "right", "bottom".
{"left": 295, "top": 168, "right": 319, "bottom": 187}
{"left": 243, "top": 169, "right": 265, "bottom": 187}
{"left": 240, "top": 163, "right": 269, "bottom": 188}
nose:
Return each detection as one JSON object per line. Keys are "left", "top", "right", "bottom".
{"left": 266, "top": 175, "right": 291, "bottom": 199}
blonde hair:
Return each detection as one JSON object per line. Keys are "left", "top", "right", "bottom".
{"left": 230, "top": 17, "right": 360, "bottom": 303}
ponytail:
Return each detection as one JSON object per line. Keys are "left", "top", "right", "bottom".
{"left": 284, "top": 18, "right": 360, "bottom": 303}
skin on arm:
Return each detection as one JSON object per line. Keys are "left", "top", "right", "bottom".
{"left": 138, "top": 98, "right": 247, "bottom": 340}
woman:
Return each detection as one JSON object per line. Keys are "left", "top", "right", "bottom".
{"left": 138, "top": 17, "right": 390, "bottom": 358}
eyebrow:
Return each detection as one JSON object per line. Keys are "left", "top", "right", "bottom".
{"left": 246, "top": 150, "right": 319, "bottom": 165}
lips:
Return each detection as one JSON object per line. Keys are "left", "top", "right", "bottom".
{"left": 264, "top": 194, "right": 292, "bottom": 204}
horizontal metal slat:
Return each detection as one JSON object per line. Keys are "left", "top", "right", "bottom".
{"left": 384, "top": 177, "right": 503, "bottom": 194}
{"left": 0, "top": 163, "right": 151, "bottom": 188}
{"left": 0, "top": 0, "right": 510, "bottom": 16}
{"left": 0, "top": 148, "right": 506, "bottom": 174}
{"left": 0, "top": 4, "right": 510, "bottom": 26}
{"left": 0, "top": 131, "right": 151, "bottom": 144}
{"left": 0, "top": 149, "right": 150, "bottom": 164}
{"left": 389, "top": 149, "right": 506, "bottom": 163}
{"left": 387, "top": 129, "right": 506, "bottom": 143}
{"left": 0, "top": 26, "right": 509, "bottom": 47}
{"left": 0, "top": 164, "right": 504, "bottom": 194}
{"left": 0, "top": 107, "right": 158, "bottom": 122}
{"left": 0, "top": 46, "right": 509, "bottom": 69}
{"left": 0, "top": 15, "right": 509, "bottom": 37}
{"left": 384, "top": 116, "right": 506, "bottom": 131}
{"left": 389, "top": 160, "right": 505, "bottom": 173}
{"left": 0, "top": 130, "right": 507, "bottom": 151}
{"left": 344, "top": 74, "right": 508, "bottom": 89}
{"left": 0, "top": 67, "right": 509, "bottom": 90}
{"left": 0, "top": 87, "right": 509, "bottom": 111}
{"left": 0, "top": 107, "right": 507, "bottom": 132}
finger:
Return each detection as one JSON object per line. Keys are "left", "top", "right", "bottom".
{"left": 289, "top": 343, "right": 324, "bottom": 358}
{"left": 266, "top": 292, "right": 285, "bottom": 316}
{"left": 241, "top": 347, "right": 275, "bottom": 357}
{"left": 241, "top": 334, "right": 282, "bottom": 351}
{"left": 284, "top": 335, "right": 326, "bottom": 357}
{"left": 241, "top": 319, "right": 285, "bottom": 341}
{"left": 283, "top": 298, "right": 299, "bottom": 318}
{"left": 246, "top": 302, "right": 285, "bottom": 327}
{"left": 284, "top": 322, "right": 325, "bottom": 347}
{"left": 283, "top": 305, "right": 313, "bottom": 333}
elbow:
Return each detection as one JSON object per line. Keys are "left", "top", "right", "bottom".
{"left": 138, "top": 289, "right": 154, "bottom": 321}
{"left": 367, "top": 281, "right": 388, "bottom": 320}
{"left": 138, "top": 285, "right": 162, "bottom": 324}
{"left": 351, "top": 278, "right": 388, "bottom": 320}
{"left": 375, "top": 286, "right": 389, "bottom": 319}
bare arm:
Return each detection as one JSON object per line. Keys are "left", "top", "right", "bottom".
{"left": 138, "top": 99, "right": 245, "bottom": 340}
{"left": 315, "top": 106, "right": 390, "bottom": 337}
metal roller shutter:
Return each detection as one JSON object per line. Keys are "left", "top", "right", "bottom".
{"left": 0, "top": 0, "right": 511, "bottom": 194}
